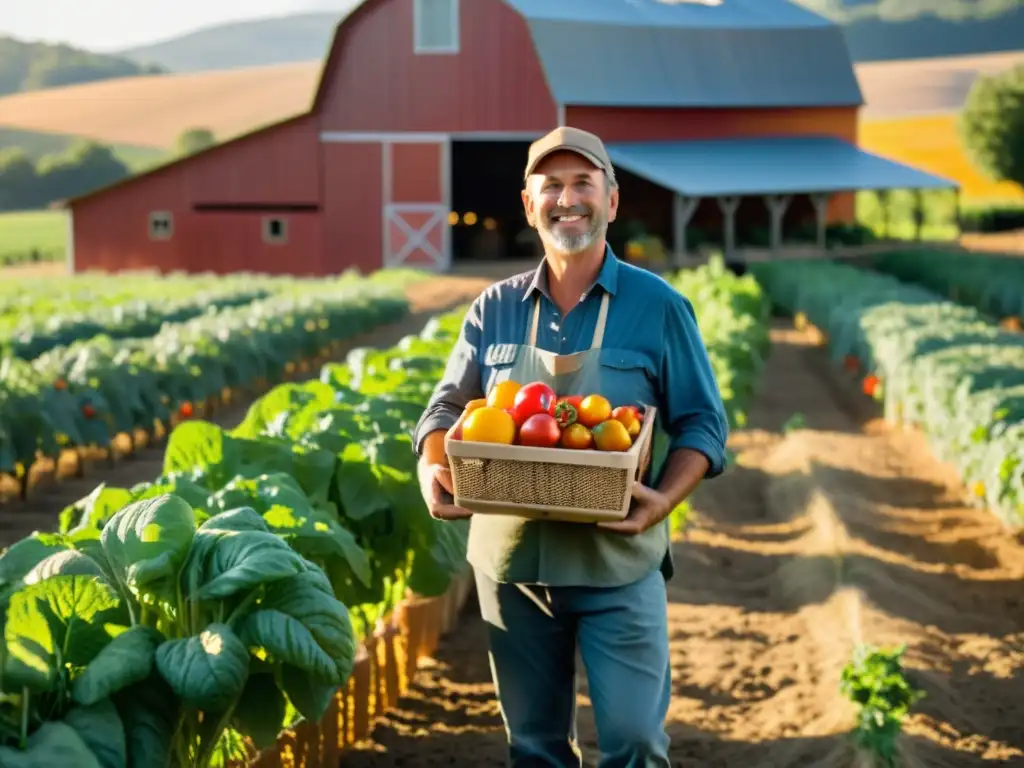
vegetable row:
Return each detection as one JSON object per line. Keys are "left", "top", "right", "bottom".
{"left": 0, "top": 273, "right": 416, "bottom": 478}
{"left": 0, "top": 258, "right": 773, "bottom": 765}
{"left": 0, "top": 304, "right": 472, "bottom": 767}
{"left": 750, "top": 259, "right": 1024, "bottom": 526}
{"left": 865, "top": 249, "right": 1024, "bottom": 322}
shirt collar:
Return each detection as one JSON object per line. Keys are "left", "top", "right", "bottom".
{"left": 522, "top": 243, "right": 620, "bottom": 303}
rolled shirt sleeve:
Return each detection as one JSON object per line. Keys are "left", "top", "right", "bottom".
{"left": 413, "top": 297, "right": 486, "bottom": 455}
{"left": 658, "top": 293, "right": 729, "bottom": 478}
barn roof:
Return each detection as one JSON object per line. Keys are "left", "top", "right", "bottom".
{"left": 503, "top": 0, "right": 864, "bottom": 108}
{"left": 604, "top": 136, "right": 958, "bottom": 196}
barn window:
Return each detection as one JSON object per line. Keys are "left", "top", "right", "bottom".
{"left": 414, "top": 0, "right": 459, "bottom": 54}
{"left": 263, "top": 217, "right": 288, "bottom": 244}
{"left": 149, "top": 211, "right": 173, "bottom": 241}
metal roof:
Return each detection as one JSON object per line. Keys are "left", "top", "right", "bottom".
{"left": 503, "top": 0, "right": 864, "bottom": 108}
{"left": 604, "top": 136, "right": 959, "bottom": 196}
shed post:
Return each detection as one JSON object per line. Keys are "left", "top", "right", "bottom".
{"left": 673, "top": 194, "right": 699, "bottom": 266}
{"left": 810, "top": 192, "right": 830, "bottom": 249}
{"left": 764, "top": 194, "right": 792, "bottom": 253}
{"left": 716, "top": 196, "right": 740, "bottom": 257}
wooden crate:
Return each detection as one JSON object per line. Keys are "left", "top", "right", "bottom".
{"left": 445, "top": 407, "right": 656, "bottom": 523}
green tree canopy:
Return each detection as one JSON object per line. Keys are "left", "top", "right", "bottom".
{"left": 176, "top": 127, "right": 217, "bottom": 156}
{"left": 959, "top": 63, "right": 1024, "bottom": 190}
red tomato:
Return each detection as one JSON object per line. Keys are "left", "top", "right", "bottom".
{"left": 512, "top": 381, "right": 556, "bottom": 422}
{"left": 518, "top": 413, "right": 561, "bottom": 448}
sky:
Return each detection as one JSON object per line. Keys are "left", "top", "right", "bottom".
{"left": 1, "top": 0, "right": 351, "bottom": 52}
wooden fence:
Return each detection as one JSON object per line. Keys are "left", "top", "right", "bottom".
{"left": 236, "top": 571, "right": 476, "bottom": 768}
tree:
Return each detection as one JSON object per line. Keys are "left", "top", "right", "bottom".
{"left": 0, "top": 148, "right": 39, "bottom": 210}
{"left": 959, "top": 63, "right": 1024, "bottom": 191}
{"left": 176, "top": 127, "right": 216, "bottom": 156}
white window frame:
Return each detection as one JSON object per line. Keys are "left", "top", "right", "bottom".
{"left": 413, "top": 0, "right": 459, "bottom": 55}
{"left": 148, "top": 211, "right": 173, "bottom": 241}
{"left": 262, "top": 216, "right": 288, "bottom": 245}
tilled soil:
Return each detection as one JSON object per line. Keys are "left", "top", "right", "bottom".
{"left": 341, "top": 321, "right": 1024, "bottom": 767}
{"left": 0, "top": 275, "right": 493, "bottom": 547}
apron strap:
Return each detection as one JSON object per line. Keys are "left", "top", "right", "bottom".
{"left": 591, "top": 291, "right": 610, "bottom": 350}
{"left": 528, "top": 295, "right": 542, "bottom": 345}
{"left": 528, "top": 290, "right": 611, "bottom": 348}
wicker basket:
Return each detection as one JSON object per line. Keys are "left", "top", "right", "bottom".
{"left": 444, "top": 406, "right": 656, "bottom": 523}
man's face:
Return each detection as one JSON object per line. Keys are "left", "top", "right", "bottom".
{"left": 522, "top": 151, "right": 619, "bottom": 256}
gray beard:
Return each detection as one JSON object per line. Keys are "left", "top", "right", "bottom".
{"left": 538, "top": 210, "right": 606, "bottom": 255}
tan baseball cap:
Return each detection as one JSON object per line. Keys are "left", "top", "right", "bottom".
{"left": 524, "top": 126, "right": 617, "bottom": 185}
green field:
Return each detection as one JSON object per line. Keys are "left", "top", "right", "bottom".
{"left": 0, "top": 128, "right": 167, "bottom": 171}
{"left": 0, "top": 210, "right": 67, "bottom": 266}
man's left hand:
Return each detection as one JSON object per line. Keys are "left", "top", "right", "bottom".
{"left": 597, "top": 482, "right": 673, "bottom": 535}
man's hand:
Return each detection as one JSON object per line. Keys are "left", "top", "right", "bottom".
{"left": 596, "top": 482, "right": 672, "bottom": 535}
{"left": 420, "top": 461, "right": 473, "bottom": 521}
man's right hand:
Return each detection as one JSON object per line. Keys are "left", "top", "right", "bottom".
{"left": 422, "top": 462, "right": 473, "bottom": 521}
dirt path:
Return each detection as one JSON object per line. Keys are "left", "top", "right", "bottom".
{"left": 341, "top": 320, "right": 1024, "bottom": 767}
{"left": 0, "top": 275, "right": 493, "bottom": 547}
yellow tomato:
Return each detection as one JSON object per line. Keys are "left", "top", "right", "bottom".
{"left": 592, "top": 419, "right": 633, "bottom": 452}
{"left": 462, "top": 407, "right": 516, "bottom": 445}
{"left": 487, "top": 380, "right": 521, "bottom": 410}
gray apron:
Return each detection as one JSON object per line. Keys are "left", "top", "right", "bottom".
{"left": 466, "top": 290, "right": 672, "bottom": 587}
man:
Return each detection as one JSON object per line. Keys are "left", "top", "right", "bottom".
{"left": 413, "top": 127, "right": 728, "bottom": 767}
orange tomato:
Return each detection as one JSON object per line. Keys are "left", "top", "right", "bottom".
{"left": 462, "top": 406, "right": 516, "bottom": 444}
{"left": 577, "top": 394, "right": 612, "bottom": 428}
{"left": 592, "top": 419, "right": 632, "bottom": 452}
{"left": 487, "top": 380, "right": 521, "bottom": 410}
{"left": 559, "top": 422, "right": 594, "bottom": 450}
{"left": 611, "top": 406, "right": 641, "bottom": 438}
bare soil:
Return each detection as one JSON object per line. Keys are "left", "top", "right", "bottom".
{"left": 340, "top": 321, "right": 1024, "bottom": 767}
{"left": 0, "top": 275, "right": 492, "bottom": 547}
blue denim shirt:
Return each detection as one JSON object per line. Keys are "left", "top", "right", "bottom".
{"left": 414, "top": 248, "right": 729, "bottom": 483}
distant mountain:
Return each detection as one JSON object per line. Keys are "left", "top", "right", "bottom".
{"left": 0, "top": 36, "right": 165, "bottom": 97}
{"left": 115, "top": 9, "right": 356, "bottom": 73}
{"left": 102, "top": 0, "right": 1024, "bottom": 75}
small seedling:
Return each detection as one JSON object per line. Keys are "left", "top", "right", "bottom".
{"left": 840, "top": 643, "right": 926, "bottom": 768}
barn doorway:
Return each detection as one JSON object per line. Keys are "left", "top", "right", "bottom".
{"left": 449, "top": 140, "right": 537, "bottom": 263}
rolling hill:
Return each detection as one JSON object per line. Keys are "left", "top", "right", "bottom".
{"left": 102, "top": 1, "right": 1024, "bottom": 74}
{"left": 0, "top": 35, "right": 165, "bottom": 97}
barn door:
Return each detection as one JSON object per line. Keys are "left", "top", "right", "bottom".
{"left": 383, "top": 140, "right": 450, "bottom": 271}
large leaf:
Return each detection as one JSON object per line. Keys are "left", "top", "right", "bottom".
{"left": 258, "top": 571, "right": 356, "bottom": 683}
{"left": 263, "top": 504, "right": 371, "bottom": 587}
{"left": 155, "top": 623, "right": 249, "bottom": 711}
{"left": 64, "top": 699, "right": 128, "bottom": 768}
{"left": 72, "top": 625, "right": 163, "bottom": 706}
{"left": 0, "top": 721, "right": 104, "bottom": 768}
{"left": 237, "top": 609, "right": 338, "bottom": 682}
{"left": 231, "top": 671, "right": 286, "bottom": 749}
{"left": 58, "top": 484, "right": 134, "bottom": 536}
{"left": 163, "top": 421, "right": 240, "bottom": 488}
{"left": 100, "top": 494, "right": 196, "bottom": 601}
{"left": 0, "top": 533, "right": 70, "bottom": 599}
{"left": 280, "top": 664, "right": 340, "bottom": 723}
{"left": 112, "top": 671, "right": 177, "bottom": 768}
{"left": 3, "top": 575, "right": 127, "bottom": 691}
{"left": 188, "top": 530, "right": 308, "bottom": 602}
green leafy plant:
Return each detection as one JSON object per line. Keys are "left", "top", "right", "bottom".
{"left": 840, "top": 643, "right": 926, "bottom": 768}
{"left": 0, "top": 494, "right": 355, "bottom": 767}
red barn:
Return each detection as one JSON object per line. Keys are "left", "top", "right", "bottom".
{"left": 65, "top": 0, "right": 955, "bottom": 275}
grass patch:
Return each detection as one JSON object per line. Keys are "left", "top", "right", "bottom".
{"left": 0, "top": 210, "right": 66, "bottom": 266}
{"left": 0, "top": 127, "right": 167, "bottom": 172}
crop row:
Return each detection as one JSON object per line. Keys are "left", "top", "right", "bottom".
{"left": 750, "top": 259, "right": 1024, "bottom": 526}
{"left": 0, "top": 259, "right": 770, "bottom": 766}
{"left": 0, "top": 271, "right": 422, "bottom": 489}
{"left": 866, "top": 249, "right": 1024, "bottom": 323}
{"left": 1, "top": 269, "right": 418, "bottom": 361}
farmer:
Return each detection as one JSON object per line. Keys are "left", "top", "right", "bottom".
{"left": 413, "top": 126, "right": 728, "bottom": 767}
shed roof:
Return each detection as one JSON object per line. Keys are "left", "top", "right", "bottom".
{"left": 604, "top": 136, "right": 958, "bottom": 197}
{"left": 503, "top": 0, "right": 864, "bottom": 108}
